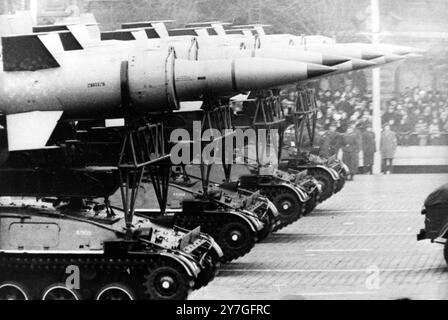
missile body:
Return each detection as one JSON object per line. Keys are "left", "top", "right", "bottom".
{"left": 299, "top": 44, "right": 384, "bottom": 61}
{"left": 0, "top": 36, "right": 334, "bottom": 118}
{"left": 174, "top": 58, "right": 334, "bottom": 97}
{"left": 197, "top": 46, "right": 348, "bottom": 66}
{"left": 331, "top": 43, "right": 425, "bottom": 56}
{"left": 98, "top": 26, "right": 351, "bottom": 69}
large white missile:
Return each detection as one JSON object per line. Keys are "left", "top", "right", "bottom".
{"left": 174, "top": 58, "right": 335, "bottom": 97}
{"left": 327, "top": 43, "right": 426, "bottom": 56}
{"left": 297, "top": 44, "right": 384, "bottom": 61}
{"left": 0, "top": 33, "right": 334, "bottom": 150}
{"left": 225, "top": 24, "right": 425, "bottom": 58}
{"left": 196, "top": 45, "right": 349, "bottom": 66}
{"left": 98, "top": 26, "right": 352, "bottom": 69}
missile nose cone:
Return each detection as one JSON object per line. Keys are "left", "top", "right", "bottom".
{"left": 235, "top": 59, "right": 335, "bottom": 89}
{"left": 361, "top": 51, "right": 384, "bottom": 60}
{"left": 384, "top": 53, "right": 406, "bottom": 63}
{"left": 350, "top": 58, "right": 376, "bottom": 70}
{"left": 321, "top": 54, "right": 351, "bottom": 66}
{"left": 404, "top": 53, "right": 424, "bottom": 59}
{"left": 307, "top": 63, "right": 337, "bottom": 78}
{"left": 393, "top": 45, "right": 426, "bottom": 55}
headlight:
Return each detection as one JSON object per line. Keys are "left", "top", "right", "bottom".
{"left": 421, "top": 205, "right": 426, "bottom": 215}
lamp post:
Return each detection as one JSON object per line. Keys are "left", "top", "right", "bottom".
{"left": 29, "top": 0, "right": 38, "bottom": 24}
{"left": 371, "top": 0, "right": 382, "bottom": 174}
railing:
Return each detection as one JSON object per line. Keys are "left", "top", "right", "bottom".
{"left": 397, "top": 132, "right": 448, "bottom": 146}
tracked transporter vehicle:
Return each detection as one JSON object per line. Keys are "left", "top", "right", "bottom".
{"left": 52, "top": 103, "right": 269, "bottom": 262}
{"left": 163, "top": 103, "right": 277, "bottom": 258}
{"left": 278, "top": 88, "right": 343, "bottom": 202}
{"left": 0, "top": 32, "right": 246, "bottom": 299}
{"left": 0, "top": 116, "right": 223, "bottom": 300}
{"left": 417, "top": 183, "right": 448, "bottom": 266}
{"left": 0, "top": 26, "right": 326, "bottom": 298}
{"left": 231, "top": 91, "right": 322, "bottom": 230}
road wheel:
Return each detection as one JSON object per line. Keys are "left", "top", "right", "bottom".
{"left": 217, "top": 220, "right": 256, "bottom": 263}
{"left": 309, "top": 169, "right": 335, "bottom": 202}
{"left": 0, "top": 282, "right": 29, "bottom": 300}
{"left": 42, "top": 284, "right": 80, "bottom": 300}
{"left": 95, "top": 283, "right": 135, "bottom": 300}
{"left": 144, "top": 263, "right": 190, "bottom": 300}
{"left": 272, "top": 191, "right": 302, "bottom": 227}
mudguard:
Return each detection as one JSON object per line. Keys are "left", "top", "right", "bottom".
{"left": 209, "top": 238, "right": 224, "bottom": 258}
{"left": 159, "top": 251, "right": 201, "bottom": 278}
{"left": 419, "top": 204, "right": 448, "bottom": 241}
{"left": 232, "top": 209, "right": 264, "bottom": 232}
{"left": 340, "top": 163, "right": 350, "bottom": 176}
{"left": 266, "top": 199, "right": 280, "bottom": 218}
{"left": 311, "top": 165, "right": 340, "bottom": 181}
{"left": 279, "top": 182, "right": 310, "bottom": 203}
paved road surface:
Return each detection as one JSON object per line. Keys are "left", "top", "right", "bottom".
{"left": 190, "top": 174, "right": 448, "bottom": 300}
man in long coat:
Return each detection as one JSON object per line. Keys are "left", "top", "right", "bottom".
{"left": 362, "top": 126, "right": 376, "bottom": 174}
{"left": 342, "top": 124, "right": 360, "bottom": 180}
{"left": 319, "top": 124, "right": 342, "bottom": 158}
{"left": 380, "top": 124, "right": 398, "bottom": 174}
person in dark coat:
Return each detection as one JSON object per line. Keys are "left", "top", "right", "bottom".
{"left": 342, "top": 124, "right": 360, "bottom": 180}
{"left": 380, "top": 124, "right": 398, "bottom": 174}
{"left": 319, "top": 124, "right": 342, "bottom": 158}
{"left": 362, "top": 125, "right": 376, "bottom": 174}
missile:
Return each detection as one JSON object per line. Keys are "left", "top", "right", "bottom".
{"left": 195, "top": 45, "right": 349, "bottom": 66}
{"left": 338, "top": 43, "right": 426, "bottom": 56}
{"left": 220, "top": 23, "right": 425, "bottom": 64}
{"left": 303, "top": 58, "right": 376, "bottom": 81}
{"left": 0, "top": 33, "right": 334, "bottom": 150}
{"left": 174, "top": 59, "right": 335, "bottom": 97}
{"left": 403, "top": 53, "right": 424, "bottom": 59}
{"left": 302, "top": 44, "right": 384, "bottom": 60}
{"left": 370, "top": 53, "right": 406, "bottom": 65}
{"left": 253, "top": 48, "right": 350, "bottom": 67}
{"left": 182, "top": 22, "right": 390, "bottom": 62}
{"left": 98, "top": 25, "right": 350, "bottom": 68}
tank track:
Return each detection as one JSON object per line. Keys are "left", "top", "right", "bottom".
{"left": 0, "top": 252, "right": 193, "bottom": 300}
{"left": 173, "top": 212, "right": 257, "bottom": 263}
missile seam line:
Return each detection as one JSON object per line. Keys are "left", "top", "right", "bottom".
{"left": 231, "top": 59, "right": 237, "bottom": 92}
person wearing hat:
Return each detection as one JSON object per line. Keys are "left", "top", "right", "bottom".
{"left": 380, "top": 124, "right": 398, "bottom": 174}
{"left": 362, "top": 125, "right": 376, "bottom": 174}
{"left": 319, "top": 124, "right": 342, "bottom": 158}
{"left": 342, "top": 124, "right": 361, "bottom": 180}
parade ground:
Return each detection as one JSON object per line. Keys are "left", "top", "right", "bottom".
{"left": 190, "top": 173, "right": 448, "bottom": 300}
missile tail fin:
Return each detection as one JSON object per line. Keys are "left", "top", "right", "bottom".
{"left": 58, "top": 32, "right": 83, "bottom": 51}
{"left": 2, "top": 34, "right": 60, "bottom": 71}
{"left": 101, "top": 30, "right": 136, "bottom": 41}
{"left": 6, "top": 111, "right": 63, "bottom": 151}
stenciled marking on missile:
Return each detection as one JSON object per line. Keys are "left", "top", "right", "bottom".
{"left": 87, "top": 82, "right": 106, "bottom": 88}
{"left": 197, "top": 76, "right": 206, "bottom": 80}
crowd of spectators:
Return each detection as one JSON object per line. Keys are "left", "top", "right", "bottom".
{"left": 280, "top": 86, "right": 448, "bottom": 146}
